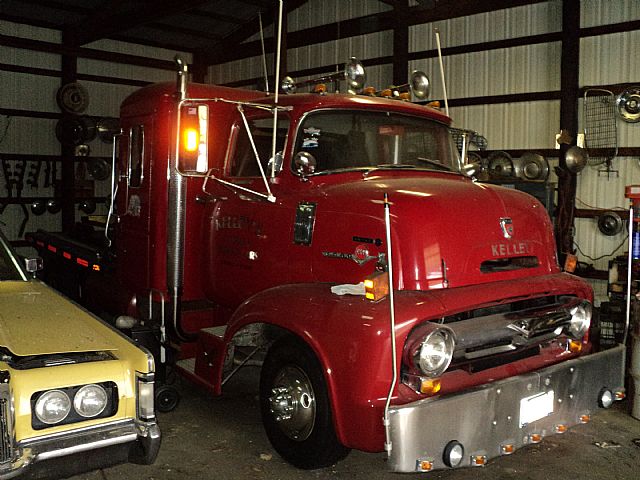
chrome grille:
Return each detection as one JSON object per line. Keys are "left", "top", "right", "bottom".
{"left": 447, "top": 296, "right": 583, "bottom": 372}
{"left": 0, "top": 398, "right": 11, "bottom": 463}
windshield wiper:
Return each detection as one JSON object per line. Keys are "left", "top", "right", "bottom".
{"left": 416, "top": 157, "right": 452, "bottom": 171}
{"left": 362, "top": 164, "right": 419, "bottom": 178}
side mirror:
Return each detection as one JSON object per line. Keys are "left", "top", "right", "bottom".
{"left": 294, "top": 151, "right": 317, "bottom": 178}
{"left": 24, "top": 257, "right": 43, "bottom": 274}
{"left": 267, "top": 152, "right": 284, "bottom": 175}
{"left": 461, "top": 161, "right": 482, "bottom": 180}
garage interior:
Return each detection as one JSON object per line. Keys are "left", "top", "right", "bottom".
{"left": 0, "top": 0, "right": 639, "bottom": 478}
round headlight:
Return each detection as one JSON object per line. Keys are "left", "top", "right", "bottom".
{"left": 74, "top": 384, "right": 108, "bottom": 418}
{"left": 35, "top": 390, "right": 71, "bottom": 424}
{"left": 568, "top": 302, "right": 592, "bottom": 339}
{"left": 417, "top": 328, "right": 455, "bottom": 377}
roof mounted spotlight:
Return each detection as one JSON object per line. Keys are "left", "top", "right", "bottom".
{"left": 281, "top": 57, "right": 366, "bottom": 94}
{"left": 409, "top": 70, "right": 430, "bottom": 99}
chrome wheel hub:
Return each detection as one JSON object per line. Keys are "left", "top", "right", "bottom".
{"left": 268, "top": 365, "right": 316, "bottom": 441}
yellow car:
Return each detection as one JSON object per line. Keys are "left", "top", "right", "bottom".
{"left": 0, "top": 230, "right": 160, "bottom": 479}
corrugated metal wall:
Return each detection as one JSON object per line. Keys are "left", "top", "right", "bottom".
{"left": 576, "top": 0, "right": 640, "bottom": 301}
{"left": 0, "top": 19, "right": 190, "bottom": 244}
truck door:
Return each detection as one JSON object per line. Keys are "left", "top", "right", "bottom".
{"left": 115, "top": 116, "right": 153, "bottom": 294}
{"left": 207, "top": 114, "right": 291, "bottom": 306}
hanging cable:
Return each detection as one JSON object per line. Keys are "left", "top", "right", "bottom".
{"left": 0, "top": 116, "right": 12, "bottom": 144}
{"left": 573, "top": 235, "right": 628, "bottom": 262}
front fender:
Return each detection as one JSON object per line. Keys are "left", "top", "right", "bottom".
{"left": 222, "top": 283, "right": 446, "bottom": 452}
{"left": 220, "top": 273, "right": 593, "bottom": 453}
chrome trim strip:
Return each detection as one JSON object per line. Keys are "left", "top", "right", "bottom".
{"left": 36, "top": 433, "right": 138, "bottom": 461}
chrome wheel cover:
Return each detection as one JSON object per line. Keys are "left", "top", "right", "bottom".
{"left": 268, "top": 365, "right": 316, "bottom": 441}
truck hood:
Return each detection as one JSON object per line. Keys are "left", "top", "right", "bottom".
{"left": 0, "top": 281, "right": 118, "bottom": 356}
{"left": 309, "top": 172, "right": 559, "bottom": 291}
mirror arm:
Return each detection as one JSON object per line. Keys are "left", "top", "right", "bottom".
{"left": 237, "top": 105, "right": 276, "bottom": 202}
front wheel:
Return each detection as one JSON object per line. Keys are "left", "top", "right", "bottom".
{"left": 259, "top": 337, "right": 350, "bottom": 469}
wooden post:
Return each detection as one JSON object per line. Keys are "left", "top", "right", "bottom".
{"left": 393, "top": 1, "right": 409, "bottom": 86}
{"left": 60, "top": 32, "right": 77, "bottom": 233}
{"left": 556, "top": 0, "right": 580, "bottom": 261}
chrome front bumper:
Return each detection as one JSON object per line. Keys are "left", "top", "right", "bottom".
{"left": 387, "top": 345, "right": 625, "bottom": 472}
{"left": 0, "top": 419, "right": 160, "bottom": 479}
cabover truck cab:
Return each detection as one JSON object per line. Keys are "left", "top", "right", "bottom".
{"left": 31, "top": 63, "right": 624, "bottom": 472}
{"left": 0, "top": 230, "right": 159, "bottom": 479}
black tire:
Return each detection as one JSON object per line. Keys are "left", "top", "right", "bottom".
{"left": 260, "top": 336, "right": 350, "bottom": 469}
{"left": 155, "top": 385, "right": 180, "bottom": 413}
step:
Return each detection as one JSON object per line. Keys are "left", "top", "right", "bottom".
{"left": 175, "top": 357, "right": 195, "bottom": 375}
{"left": 201, "top": 325, "right": 227, "bottom": 338}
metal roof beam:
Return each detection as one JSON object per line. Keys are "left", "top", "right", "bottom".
{"left": 197, "top": 0, "right": 308, "bottom": 66}
{"left": 64, "top": 0, "right": 212, "bottom": 46}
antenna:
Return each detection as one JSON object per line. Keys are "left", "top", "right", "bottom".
{"left": 434, "top": 28, "right": 449, "bottom": 117}
{"left": 270, "top": 0, "right": 284, "bottom": 179}
{"left": 259, "top": 12, "right": 269, "bottom": 94}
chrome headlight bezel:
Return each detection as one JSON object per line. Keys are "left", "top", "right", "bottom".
{"left": 568, "top": 301, "right": 592, "bottom": 339}
{"left": 404, "top": 323, "right": 456, "bottom": 379}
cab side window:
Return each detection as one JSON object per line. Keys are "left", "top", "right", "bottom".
{"left": 229, "top": 116, "right": 289, "bottom": 177}
{"left": 129, "top": 125, "right": 144, "bottom": 187}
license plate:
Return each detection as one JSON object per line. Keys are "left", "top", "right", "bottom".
{"left": 519, "top": 390, "right": 554, "bottom": 427}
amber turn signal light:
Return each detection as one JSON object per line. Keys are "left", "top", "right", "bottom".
{"left": 183, "top": 128, "right": 199, "bottom": 152}
{"left": 364, "top": 271, "right": 389, "bottom": 301}
{"left": 420, "top": 378, "right": 441, "bottom": 395}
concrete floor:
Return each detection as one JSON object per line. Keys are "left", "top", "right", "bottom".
{"left": 73, "top": 367, "right": 640, "bottom": 480}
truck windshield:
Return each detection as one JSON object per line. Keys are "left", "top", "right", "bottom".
{"left": 0, "top": 231, "right": 24, "bottom": 281}
{"left": 293, "top": 110, "right": 460, "bottom": 174}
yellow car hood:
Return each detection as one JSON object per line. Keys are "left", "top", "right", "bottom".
{"left": 0, "top": 280, "right": 119, "bottom": 356}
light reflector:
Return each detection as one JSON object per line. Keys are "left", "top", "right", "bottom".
{"left": 501, "top": 444, "right": 515, "bottom": 455}
{"left": 529, "top": 433, "right": 543, "bottom": 444}
{"left": 416, "top": 459, "right": 433, "bottom": 472}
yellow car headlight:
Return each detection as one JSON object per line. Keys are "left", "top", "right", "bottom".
{"left": 74, "top": 384, "right": 108, "bottom": 418}
{"left": 35, "top": 390, "right": 71, "bottom": 424}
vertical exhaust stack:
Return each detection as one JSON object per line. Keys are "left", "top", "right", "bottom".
{"left": 167, "top": 56, "right": 192, "bottom": 341}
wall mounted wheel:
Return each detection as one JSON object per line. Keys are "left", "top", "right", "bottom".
{"left": 260, "top": 336, "right": 350, "bottom": 469}
{"left": 155, "top": 385, "right": 180, "bottom": 413}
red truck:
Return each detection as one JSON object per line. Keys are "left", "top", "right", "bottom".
{"left": 29, "top": 59, "right": 626, "bottom": 472}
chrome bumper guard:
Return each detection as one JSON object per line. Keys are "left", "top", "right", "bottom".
{"left": 388, "top": 345, "right": 625, "bottom": 472}
{"left": 0, "top": 419, "right": 160, "bottom": 479}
